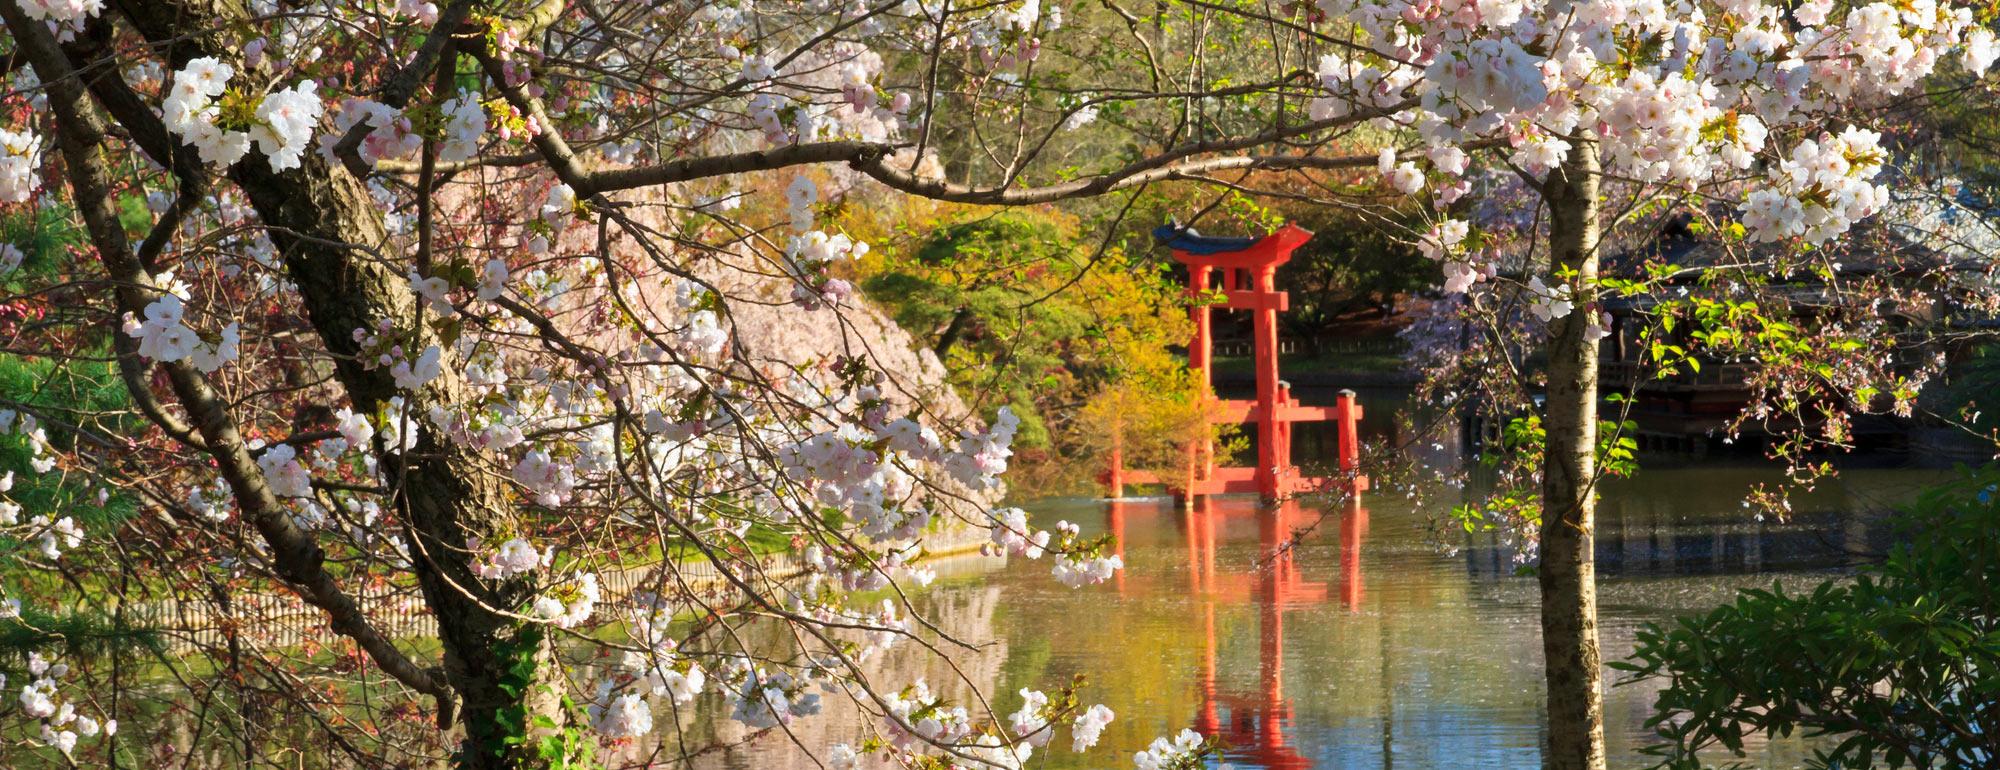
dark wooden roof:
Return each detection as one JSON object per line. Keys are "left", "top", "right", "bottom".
{"left": 1151, "top": 224, "right": 1262, "bottom": 255}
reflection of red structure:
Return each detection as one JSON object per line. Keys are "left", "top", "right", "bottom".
{"left": 1142, "top": 494, "right": 1367, "bottom": 768}
{"left": 1103, "top": 223, "right": 1368, "bottom": 501}
{"left": 1340, "top": 496, "right": 1368, "bottom": 611}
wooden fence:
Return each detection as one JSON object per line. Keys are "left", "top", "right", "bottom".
{"left": 115, "top": 526, "right": 1000, "bottom": 654}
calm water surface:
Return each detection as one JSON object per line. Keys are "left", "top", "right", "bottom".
{"left": 692, "top": 464, "right": 1945, "bottom": 770}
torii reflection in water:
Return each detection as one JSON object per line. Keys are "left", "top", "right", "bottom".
{"left": 1103, "top": 491, "right": 1369, "bottom": 769}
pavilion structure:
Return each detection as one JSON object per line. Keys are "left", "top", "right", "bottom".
{"left": 1104, "top": 222, "right": 1367, "bottom": 501}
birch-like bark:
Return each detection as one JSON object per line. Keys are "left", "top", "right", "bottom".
{"left": 1538, "top": 135, "right": 1608, "bottom": 770}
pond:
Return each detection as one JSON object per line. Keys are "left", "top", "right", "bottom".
{"left": 27, "top": 389, "right": 1949, "bottom": 769}
{"left": 688, "top": 462, "right": 1948, "bottom": 770}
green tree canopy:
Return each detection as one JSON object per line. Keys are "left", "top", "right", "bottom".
{"left": 855, "top": 204, "right": 1195, "bottom": 464}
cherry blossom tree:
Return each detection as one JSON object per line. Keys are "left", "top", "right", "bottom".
{"left": 1313, "top": 0, "right": 1996, "bottom": 766}
{"left": 0, "top": 1, "right": 1390, "bottom": 767}
{"left": 0, "top": 0, "right": 1991, "bottom": 768}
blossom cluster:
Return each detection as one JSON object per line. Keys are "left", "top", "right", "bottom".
{"left": 1052, "top": 548, "right": 1124, "bottom": 588}
{"left": 347, "top": 320, "right": 444, "bottom": 392}
{"left": 989, "top": 507, "right": 1050, "bottom": 558}
{"left": 1132, "top": 729, "right": 1209, "bottom": 770}
{"left": 27, "top": 514, "right": 81, "bottom": 560}
{"left": 1417, "top": 219, "right": 1480, "bottom": 294}
{"left": 437, "top": 91, "right": 487, "bottom": 163}
{"left": 732, "top": 41, "right": 905, "bottom": 148}
{"left": 582, "top": 606, "right": 710, "bottom": 740}
{"left": 123, "top": 294, "right": 241, "bottom": 373}
{"left": 530, "top": 572, "right": 598, "bottom": 628}
{"left": 1004, "top": 687, "right": 1116, "bottom": 757}
{"left": 882, "top": 679, "right": 971, "bottom": 748}
{"left": 162, "top": 57, "right": 324, "bottom": 171}
{"left": 778, "top": 175, "right": 871, "bottom": 309}
{"left": 511, "top": 448, "right": 577, "bottom": 508}
{"left": 589, "top": 692, "right": 652, "bottom": 739}
{"left": 1525, "top": 276, "right": 1574, "bottom": 323}
{"left": 17, "top": 0, "right": 100, "bottom": 24}
{"left": 1741, "top": 128, "right": 1893, "bottom": 244}
{"left": 15, "top": 653, "right": 115, "bottom": 758}
{"left": 624, "top": 609, "right": 707, "bottom": 704}
{"left": 1073, "top": 703, "right": 1116, "bottom": 752}
{"left": 0, "top": 128, "right": 41, "bottom": 203}
{"left": 720, "top": 657, "right": 824, "bottom": 729}
{"left": 780, "top": 403, "right": 1021, "bottom": 556}
{"left": 988, "top": 511, "right": 1124, "bottom": 588}
{"left": 256, "top": 444, "right": 313, "bottom": 498}
{"left": 323, "top": 98, "right": 421, "bottom": 167}
{"left": 0, "top": 409, "right": 70, "bottom": 564}
{"left": 473, "top": 537, "right": 549, "bottom": 580}
{"left": 0, "top": 411, "right": 56, "bottom": 486}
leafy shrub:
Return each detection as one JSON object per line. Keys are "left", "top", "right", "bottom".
{"left": 1617, "top": 466, "right": 2000, "bottom": 769}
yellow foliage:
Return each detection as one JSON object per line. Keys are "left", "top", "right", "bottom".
{"left": 831, "top": 192, "right": 1223, "bottom": 497}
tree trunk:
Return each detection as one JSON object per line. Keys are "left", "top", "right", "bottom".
{"left": 224, "top": 102, "right": 566, "bottom": 770}
{"left": 1538, "top": 137, "right": 1608, "bottom": 770}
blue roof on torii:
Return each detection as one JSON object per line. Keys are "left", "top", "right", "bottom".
{"left": 1152, "top": 224, "right": 1261, "bottom": 255}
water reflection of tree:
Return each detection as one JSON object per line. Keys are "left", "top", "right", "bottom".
{"left": 1462, "top": 467, "right": 1943, "bottom": 582}
{"left": 659, "top": 581, "right": 1012, "bottom": 770}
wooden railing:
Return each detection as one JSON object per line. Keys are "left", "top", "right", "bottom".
{"left": 1600, "top": 360, "right": 1756, "bottom": 391}
{"left": 1209, "top": 337, "right": 1404, "bottom": 358}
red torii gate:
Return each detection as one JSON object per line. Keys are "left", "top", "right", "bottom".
{"left": 1105, "top": 222, "right": 1367, "bottom": 500}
